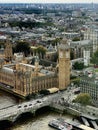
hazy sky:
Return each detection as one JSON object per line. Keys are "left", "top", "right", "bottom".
{"left": 0, "top": 0, "right": 98, "bottom": 3}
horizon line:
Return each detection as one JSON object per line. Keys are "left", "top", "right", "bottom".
{"left": 0, "top": 2, "right": 98, "bottom": 4}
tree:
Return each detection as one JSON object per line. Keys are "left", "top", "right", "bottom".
{"left": 73, "top": 62, "right": 84, "bottom": 70}
{"left": 52, "top": 53, "right": 58, "bottom": 62}
{"left": 0, "top": 42, "right": 5, "bottom": 49}
{"left": 26, "top": 93, "right": 36, "bottom": 100}
{"left": 91, "top": 49, "right": 98, "bottom": 65}
{"left": 39, "top": 89, "right": 50, "bottom": 95}
{"left": 70, "top": 50, "right": 74, "bottom": 60}
{"left": 33, "top": 46, "right": 46, "bottom": 59}
{"left": 73, "top": 93, "right": 92, "bottom": 106}
{"left": 14, "top": 41, "right": 30, "bottom": 56}
{"left": 72, "top": 37, "right": 80, "bottom": 41}
{"left": 51, "top": 38, "right": 62, "bottom": 46}
{"left": 9, "top": 21, "right": 54, "bottom": 29}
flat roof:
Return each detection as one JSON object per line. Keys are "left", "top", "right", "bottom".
{"left": 47, "top": 87, "right": 59, "bottom": 93}
{"left": 2, "top": 67, "right": 13, "bottom": 74}
{"left": 19, "top": 63, "right": 35, "bottom": 68}
{"left": 65, "top": 120, "right": 95, "bottom": 130}
{"left": 79, "top": 124, "right": 95, "bottom": 130}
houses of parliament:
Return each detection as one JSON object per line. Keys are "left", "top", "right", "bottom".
{"left": 0, "top": 38, "right": 70, "bottom": 98}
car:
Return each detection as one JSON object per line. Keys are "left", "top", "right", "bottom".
{"left": 36, "top": 100, "right": 41, "bottom": 103}
{"left": 18, "top": 106, "right": 21, "bottom": 108}
{"left": 7, "top": 86, "right": 10, "bottom": 88}
{"left": 24, "top": 105, "right": 27, "bottom": 107}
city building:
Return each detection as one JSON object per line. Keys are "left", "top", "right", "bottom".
{"left": 83, "top": 49, "right": 90, "bottom": 66}
{"left": 80, "top": 77, "right": 98, "bottom": 101}
{"left": 4, "top": 38, "right": 13, "bottom": 61}
{"left": 59, "top": 38, "right": 70, "bottom": 90}
{"left": 0, "top": 38, "right": 71, "bottom": 98}
{"left": 84, "top": 27, "right": 98, "bottom": 53}
{"left": 70, "top": 40, "right": 91, "bottom": 59}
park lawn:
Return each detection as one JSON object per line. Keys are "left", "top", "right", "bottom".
{"left": 95, "top": 69, "right": 98, "bottom": 72}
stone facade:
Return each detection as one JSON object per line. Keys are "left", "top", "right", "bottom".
{"left": 0, "top": 67, "right": 14, "bottom": 87}
{"left": 4, "top": 39, "right": 13, "bottom": 61}
{"left": 59, "top": 38, "right": 70, "bottom": 90}
{"left": 84, "top": 27, "right": 98, "bottom": 53}
{"left": 0, "top": 63, "right": 58, "bottom": 97}
{"left": 80, "top": 77, "right": 98, "bottom": 101}
{"left": 0, "top": 38, "right": 70, "bottom": 97}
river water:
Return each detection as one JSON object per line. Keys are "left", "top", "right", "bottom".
{"left": 12, "top": 112, "right": 72, "bottom": 130}
{"left": 0, "top": 90, "right": 72, "bottom": 130}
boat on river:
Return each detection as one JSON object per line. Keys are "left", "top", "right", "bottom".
{"left": 48, "top": 118, "right": 73, "bottom": 130}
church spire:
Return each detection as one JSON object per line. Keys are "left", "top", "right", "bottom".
{"left": 4, "top": 37, "right": 13, "bottom": 62}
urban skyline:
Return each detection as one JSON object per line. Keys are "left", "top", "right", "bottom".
{"left": 0, "top": 0, "right": 97, "bottom": 3}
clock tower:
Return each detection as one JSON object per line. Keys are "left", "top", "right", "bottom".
{"left": 4, "top": 38, "right": 13, "bottom": 62}
{"left": 59, "top": 38, "right": 70, "bottom": 90}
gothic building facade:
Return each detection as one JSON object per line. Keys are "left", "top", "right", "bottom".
{"left": 0, "top": 38, "right": 70, "bottom": 97}
{"left": 59, "top": 38, "right": 70, "bottom": 90}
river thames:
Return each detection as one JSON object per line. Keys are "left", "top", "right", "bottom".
{"left": 0, "top": 90, "right": 72, "bottom": 130}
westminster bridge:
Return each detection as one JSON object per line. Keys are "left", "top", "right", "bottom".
{"left": 0, "top": 88, "right": 98, "bottom": 124}
{"left": 0, "top": 94, "right": 60, "bottom": 122}
{"left": 0, "top": 93, "right": 62, "bottom": 122}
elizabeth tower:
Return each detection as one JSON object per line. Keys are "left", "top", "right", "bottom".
{"left": 59, "top": 38, "right": 70, "bottom": 90}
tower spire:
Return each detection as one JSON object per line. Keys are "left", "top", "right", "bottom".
{"left": 4, "top": 37, "right": 13, "bottom": 62}
{"left": 59, "top": 38, "right": 70, "bottom": 90}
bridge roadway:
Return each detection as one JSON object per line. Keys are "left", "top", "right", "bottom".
{"left": 0, "top": 89, "right": 77, "bottom": 122}
{"left": 0, "top": 94, "right": 59, "bottom": 122}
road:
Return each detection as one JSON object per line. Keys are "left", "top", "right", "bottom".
{"left": 0, "top": 93, "right": 62, "bottom": 121}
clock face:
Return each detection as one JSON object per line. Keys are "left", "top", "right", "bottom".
{"left": 60, "top": 51, "right": 63, "bottom": 58}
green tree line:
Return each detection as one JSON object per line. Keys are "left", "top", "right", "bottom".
{"left": 9, "top": 21, "right": 53, "bottom": 29}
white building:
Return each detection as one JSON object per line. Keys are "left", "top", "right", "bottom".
{"left": 14, "top": 53, "right": 24, "bottom": 62}
{"left": 83, "top": 50, "right": 90, "bottom": 66}
{"left": 84, "top": 27, "right": 98, "bottom": 53}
